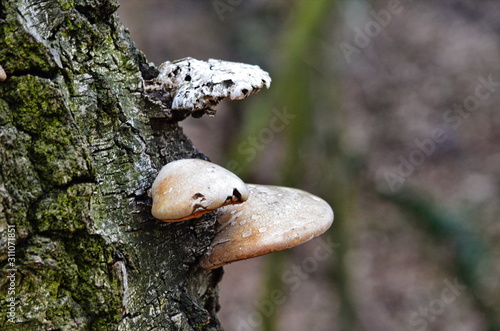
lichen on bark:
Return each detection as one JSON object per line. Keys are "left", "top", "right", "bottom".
{"left": 0, "top": 0, "right": 223, "bottom": 330}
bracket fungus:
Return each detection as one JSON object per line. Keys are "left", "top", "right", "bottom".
{"left": 145, "top": 57, "right": 271, "bottom": 118}
{"left": 145, "top": 57, "right": 333, "bottom": 268}
{"left": 151, "top": 159, "right": 249, "bottom": 222}
{"left": 200, "top": 184, "right": 334, "bottom": 269}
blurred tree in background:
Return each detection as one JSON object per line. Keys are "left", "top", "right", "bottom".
{"left": 118, "top": 0, "right": 500, "bottom": 330}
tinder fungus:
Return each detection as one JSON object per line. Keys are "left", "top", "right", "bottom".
{"left": 151, "top": 159, "right": 249, "bottom": 222}
{"left": 200, "top": 184, "right": 334, "bottom": 269}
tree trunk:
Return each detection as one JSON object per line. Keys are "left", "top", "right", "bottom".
{"left": 0, "top": 0, "right": 222, "bottom": 329}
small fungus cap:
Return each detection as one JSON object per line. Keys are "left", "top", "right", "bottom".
{"left": 151, "top": 159, "right": 249, "bottom": 222}
{"left": 200, "top": 184, "right": 334, "bottom": 269}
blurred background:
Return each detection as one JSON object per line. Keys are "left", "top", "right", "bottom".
{"left": 118, "top": 1, "right": 500, "bottom": 330}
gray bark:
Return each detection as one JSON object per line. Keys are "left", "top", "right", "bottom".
{"left": 0, "top": 0, "right": 222, "bottom": 329}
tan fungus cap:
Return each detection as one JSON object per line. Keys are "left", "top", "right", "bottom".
{"left": 151, "top": 159, "right": 249, "bottom": 222}
{"left": 200, "top": 184, "right": 334, "bottom": 269}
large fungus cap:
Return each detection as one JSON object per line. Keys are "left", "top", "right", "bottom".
{"left": 151, "top": 159, "right": 249, "bottom": 222}
{"left": 200, "top": 184, "right": 334, "bottom": 269}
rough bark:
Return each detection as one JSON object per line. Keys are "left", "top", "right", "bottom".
{"left": 0, "top": 0, "right": 223, "bottom": 329}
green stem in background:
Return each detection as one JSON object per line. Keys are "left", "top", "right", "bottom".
{"left": 378, "top": 188, "right": 499, "bottom": 331}
{"left": 275, "top": 0, "right": 338, "bottom": 187}
{"left": 254, "top": 0, "right": 366, "bottom": 330}
{"left": 226, "top": 0, "right": 363, "bottom": 329}
{"left": 298, "top": 3, "right": 364, "bottom": 329}
{"left": 313, "top": 89, "right": 364, "bottom": 331}
{"left": 327, "top": 174, "right": 363, "bottom": 331}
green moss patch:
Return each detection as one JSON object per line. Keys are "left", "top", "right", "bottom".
{"left": 3, "top": 75, "right": 89, "bottom": 188}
